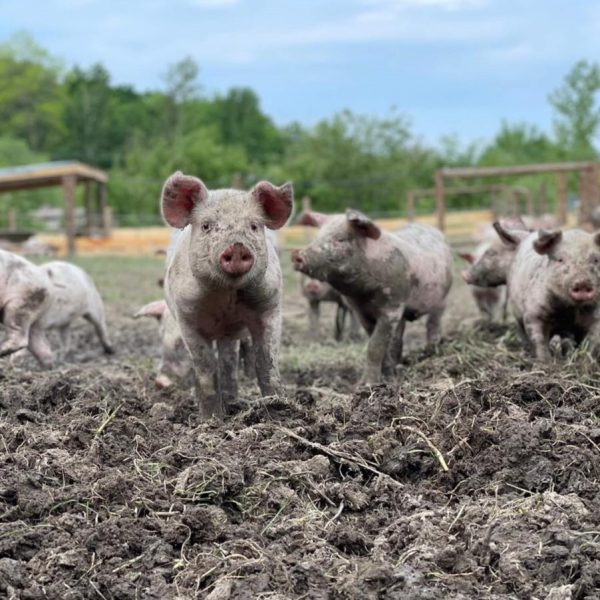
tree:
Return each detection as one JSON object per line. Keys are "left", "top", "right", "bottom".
{"left": 0, "top": 32, "right": 64, "bottom": 151}
{"left": 212, "top": 88, "right": 284, "bottom": 165}
{"left": 549, "top": 60, "right": 600, "bottom": 159}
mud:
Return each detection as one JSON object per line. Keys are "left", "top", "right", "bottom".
{"left": 1, "top": 257, "right": 600, "bottom": 599}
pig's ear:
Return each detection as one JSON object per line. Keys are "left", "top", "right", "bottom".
{"left": 459, "top": 252, "right": 475, "bottom": 264}
{"left": 493, "top": 221, "right": 527, "bottom": 248}
{"left": 534, "top": 230, "right": 562, "bottom": 255}
{"left": 297, "top": 211, "right": 329, "bottom": 227}
{"left": 346, "top": 209, "right": 381, "bottom": 240}
{"left": 252, "top": 181, "right": 294, "bottom": 230}
{"left": 161, "top": 172, "right": 208, "bottom": 229}
{"left": 500, "top": 215, "right": 529, "bottom": 232}
{"left": 134, "top": 300, "right": 166, "bottom": 320}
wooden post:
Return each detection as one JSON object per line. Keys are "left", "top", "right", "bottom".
{"left": 524, "top": 189, "right": 533, "bottom": 216}
{"left": 231, "top": 173, "right": 243, "bottom": 190}
{"left": 578, "top": 169, "right": 589, "bottom": 224}
{"left": 434, "top": 171, "right": 445, "bottom": 231}
{"left": 589, "top": 162, "right": 599, "bottom": 211}
{"left": 556, "top": 172, "right": 567, "bottom": 225}
{"left": 7, "top": 208, "right": 16, "bottom": 232}
{"left": 97, "top": 183, "right": 110, "bottom": 238}
{"left": 84, "top": 181, "right": 94, "bottom": 236}
{"left": 63, "top": 174, "right": 77, "bottom": 256}
{"left": 406, "top": 191, "right": 415, "bottom": 222}
{"left": 538, "top": 182, "right": 547, "bottom": 215}
{"left": 490, "top": 189, "right": 499, "bottom": 220}
{"left": 301, "top": 196, "right": 312, "bottom": 213}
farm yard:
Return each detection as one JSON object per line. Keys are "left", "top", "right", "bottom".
{"left": 1, "top": 253, "right": 600, "bottom": 600}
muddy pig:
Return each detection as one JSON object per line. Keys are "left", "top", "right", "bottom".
{"left": 0, "top": 253, "right": 112, "bottom": 366}
{"left": 497, "top": 222, "right": 600, "bottom": 360}
{"left": 460, "top": 217, "right": 530, "bottom": 320}
{"left": 0, "top": 249, "right": 53, "bottom": 365}
{"left": 161, "top": 171, "right": 293, "bottom": 418}
{"left": 135, "top": 299, "right": 193, "bottom": 389}
{"left": 37, "top": 261, "right": 113, "bottom": 360}
{"left": 300, "top": 275, "right": 359, "bottom": 341}
{"left": 292, "top": 210, "right": 452, "bottom": 381}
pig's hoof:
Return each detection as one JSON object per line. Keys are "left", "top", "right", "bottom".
{"left": 155, "top": 375, "right": 173, "bottom": 389}
{"left": 103, "top": 345, "right": 115, "bottom": 355}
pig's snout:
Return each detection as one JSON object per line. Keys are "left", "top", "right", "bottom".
{"left": 569, "top": 280, "right": 596, "bottom": 303}
{"left": 305, "top": 280, "right": 322, "bottom": 294}
{"left": 220, "top": 243, "right": 254, "bottom": 276}
{"left": 461, "top": 270, "right": 473, "bottom": 285}
{"left": 291, "top": 249, "right": 305, "bottom": 271}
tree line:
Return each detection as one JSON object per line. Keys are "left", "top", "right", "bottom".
{"left": 1, "top": 32, "right": 599, "bottom": 226}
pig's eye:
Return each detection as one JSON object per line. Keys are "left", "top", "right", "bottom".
{"left": 201, "top": 222, "right": 212, "bottom": 233}
{"left": 250, "top": 223, "right": 259, "bottom": 232}
{"left": 593, "top": 256, "right": 600, "bottom": 265}
{"left": 556, "top": 257, "right": 564, "bottom": 263}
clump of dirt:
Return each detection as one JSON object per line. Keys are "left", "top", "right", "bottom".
{"left": 2, "top": 308, "right": 600, "bottom": 599}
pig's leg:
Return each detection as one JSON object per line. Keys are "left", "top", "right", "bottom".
{"left": 83, "top": 311, "right": 114, "bottom": 355}
{"left": 501, "top": 289, "right": 509, "bottom": 323}
{"left": 385, "top": 317, "right": 406, "bottom": 375}
{"left": 27, "top": 325, "right": 54, "bottom": 368}
{"left": 365, "top": 316, "right": 395, "bottom": 383}
{"left": 179, "top": 326, "right": 221, "bottom": 417}
{"left": 239, "top": 336, "right": 255, "bottom": 379}
{"left": 217, "top": 337, "right": 238, "bottom": 407}
{"left": 250, "top": 312, "right": 283, "bottom": 397}
{"left": 308, "top": 300, "right": 320, "bottom": 338}
{"left": 58, "top": 325, "right": 71, "bottom": 360}
{"left": 426, "top": 305, "right": 445, "bottom": 348}
{"left": 524, "top": 316, "right": 550, "bottom": 360}
{"left": 348, "top": 309, "right": 361, "bottom": 341}
{"left": 334, "top": 304, "right": 347, "bottom": 342}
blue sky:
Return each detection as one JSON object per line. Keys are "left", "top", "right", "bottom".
{"left": 2, "top": 0, "right": 599, "bottom": 146}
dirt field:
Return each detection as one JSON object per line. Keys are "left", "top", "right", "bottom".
{"left": 1, "top": 255, "right": 600, "bottom": 599}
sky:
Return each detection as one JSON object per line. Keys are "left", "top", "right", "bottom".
{"left": 2, "top": 0, "right": 600, "bottom": 146}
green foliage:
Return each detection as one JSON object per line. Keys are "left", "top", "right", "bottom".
{"left": 0, "top": 31, "right": 598, "bottom": 223}
{"left": 0, "top": 32, "right": 65, "bottom": 151}
{"left": 549, "top": 60, "right": 600, "bottom": 159}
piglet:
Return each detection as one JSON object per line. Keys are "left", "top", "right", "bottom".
{"left": 300, "top": 275, "right": 359, "bottom": 341}
{"left": 135, "top": 299, "right": 192, "bottom": 389}
{"left": 161, "top": 171, "right": 293, "bottom": 418}
{"left": 292, "top": 210, "right": 452, "bottom": 381}
{"left": 498, "top": 222, "right": 600, "bottom": 360}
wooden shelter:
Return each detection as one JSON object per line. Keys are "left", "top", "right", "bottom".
{"left": 0, "top": 161, "right": 110, "bottom": 255}
{"left": 431, "top": 161, "right": 599, "bottom": 231}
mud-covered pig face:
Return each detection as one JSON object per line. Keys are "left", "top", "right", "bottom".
{"left": 291, "top": 209, "right": 381, "bottom": 282}
{"left": 461, "top": 241, "right": 516, "bottom": 287}
{"left": 161, "top": 172, "right": 293, "bottom": 288}
{"left": 534, "top": 229, "right": 600, "bottom": 305}
{"left": 462, "top": 220, "right": 532, "bottom": 287}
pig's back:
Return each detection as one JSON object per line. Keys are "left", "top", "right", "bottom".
{"left": 38, "top": 262, "right": 94, "bottom": 327}
{"left": 392, "top": 224, "right": 453, "bottom": 313}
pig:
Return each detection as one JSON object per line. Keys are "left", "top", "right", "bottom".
{"left": 496, "top": 222, "right": 600, "bottom": 360}
{"left": 135, "top": 299, "right": 192, "bottom": 389}
{"left": 37, "top": 261, "right": 113, "bottom": 359}
{"left": 460, "top": 217, "right": 531, "bottom": 320}
{"left": 161, "top": 171, "right": 293, "bottom": 418}
{"left": 0, "top": 249, "right": 53, "bottom": 366}
{"left": 292, "top": 210, "right": 452, "bottom": 381}
{"left": 300, "top": 275, "right": 359, "bottom": 341}
{"left": 0, "top": 252, "right": 112, "bottom": 366}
